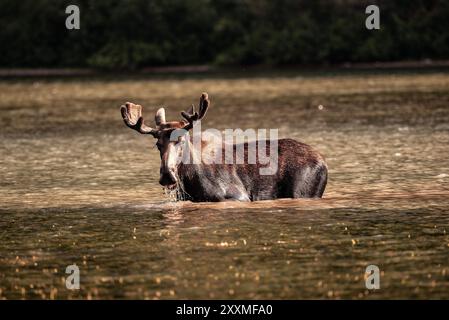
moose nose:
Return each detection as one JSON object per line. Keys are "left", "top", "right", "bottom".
{"left": 159, "top": 170, "right": 177, "bottom": 187}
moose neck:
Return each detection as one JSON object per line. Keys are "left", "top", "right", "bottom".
{"left": 176, "top": 137, "right": 217, "bottom": 195}
{"left": 178, "top": 139, "right": 204, "bottom": 178}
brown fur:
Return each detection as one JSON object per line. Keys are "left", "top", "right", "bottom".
{"left": 120, "top": 93, "right": 328, "bottom": 202}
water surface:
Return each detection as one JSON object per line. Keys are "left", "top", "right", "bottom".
{"left": 1, "top": 72, "right": 449, "bottom": 299}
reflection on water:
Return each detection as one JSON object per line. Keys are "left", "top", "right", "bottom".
{"left": 1, "top": 72, "right": 449, "bottom": 299}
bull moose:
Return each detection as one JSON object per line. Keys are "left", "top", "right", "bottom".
{"left": 120, "top": 93, "right": 327, "bottom": 202}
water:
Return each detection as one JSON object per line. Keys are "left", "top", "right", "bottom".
{"left": 1, "top": 72, "right": 449, "bottom": 299}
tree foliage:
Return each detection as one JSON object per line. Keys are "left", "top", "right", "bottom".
{"left": 0, "top": 0, "right": 447, "bottom": 69}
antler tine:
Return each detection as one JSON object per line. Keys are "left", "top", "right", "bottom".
{"left": 121, "top": 102, "right": 158, "bottom": 136}
{"left": 180, "top": 93, "right": 210, "bottom": 130}
{"left": 154, "top": 108, "right": 166, "bottom": 126}
{"left": 181, "top": 105, "right": 198, "bottom": 124}
{"left": 198, "top": 92, "right": 210, "bottom": 120}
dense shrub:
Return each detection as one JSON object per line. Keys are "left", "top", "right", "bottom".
{"left": 0, "top": 0, "right": 447, "bottom": 69}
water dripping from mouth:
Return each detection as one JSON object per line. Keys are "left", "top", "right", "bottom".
{"left": 163, "top": 181, "right": 190, "bottom": 202}
{"left": 164, "top": 187, "right": 179, "bottom": 202}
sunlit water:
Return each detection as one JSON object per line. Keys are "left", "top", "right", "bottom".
{"left": 1, "top": 72, "right": 449, "bottom": 299}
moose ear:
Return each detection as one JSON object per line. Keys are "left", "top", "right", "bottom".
{"left": 155, "top": 108, "right": 166, "bottom": 126}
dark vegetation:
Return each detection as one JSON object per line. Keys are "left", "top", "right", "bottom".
{"left": 0, "top": 0, "right": 448, "bottom": 69}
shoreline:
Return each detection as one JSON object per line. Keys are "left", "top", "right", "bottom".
{"left": 1, "top": 60, "right": 449, "bottom": 78}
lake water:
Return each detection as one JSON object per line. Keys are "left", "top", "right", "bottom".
{"left": 1, "top": 71, "right": 449, "bottom": 299}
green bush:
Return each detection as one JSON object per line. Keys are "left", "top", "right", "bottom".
{"left": 0, "top": 0, "right": 447, "bottom": 68}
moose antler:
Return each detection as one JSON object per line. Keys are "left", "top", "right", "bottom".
{"left": 181, "top": 92, "right": 210, "bottom": 130}
{"left": 121, "top": 102, "right": 158, "bottom": 136}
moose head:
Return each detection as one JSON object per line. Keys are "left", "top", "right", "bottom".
{"left": 120, "top": 93, "right": 210, "bottom": 190}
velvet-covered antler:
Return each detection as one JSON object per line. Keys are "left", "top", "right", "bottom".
{"left": 121, "top": 102, "right": 158, "bottom": 136}
{"left": 181, "top": 92, "right": 210, "bottom": 130}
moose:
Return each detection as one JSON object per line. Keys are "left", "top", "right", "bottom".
{"left": 120, "top": 93, "right": 327, "bottom": 202}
